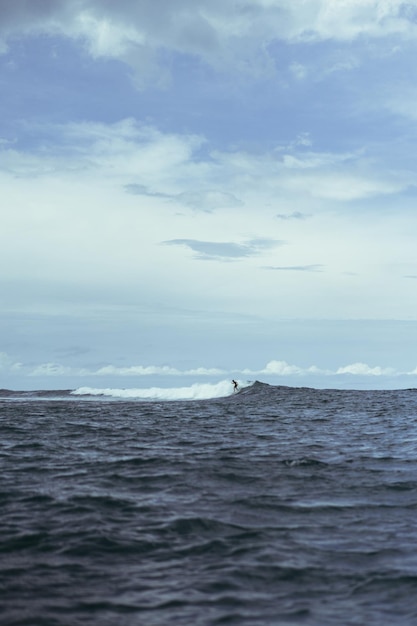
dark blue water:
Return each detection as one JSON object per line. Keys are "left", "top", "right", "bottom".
{"left": 2, "top": 382, "right": 417, "bottom": 625}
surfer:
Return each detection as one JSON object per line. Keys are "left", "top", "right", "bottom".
{"left": 232, "top": 379, "right": 239, "bottom": 392}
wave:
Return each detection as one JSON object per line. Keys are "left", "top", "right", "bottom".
{"left": 0, "top": 389, "right": 74, "bottom": 400}
{"left": 11, "top": 380, "right": 408, "bottom": 402}
{"left": 71, "top": 380, "right": 255, "bottom": 401}
{"left": 0, "top": 381, "right": 300, "bottom": 402}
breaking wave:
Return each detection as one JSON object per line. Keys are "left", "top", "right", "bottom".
{"left": 71, "top": 379, "right": 254, "bottom": 401}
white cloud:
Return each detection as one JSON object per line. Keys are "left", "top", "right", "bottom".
{"left": 176, "top": 190, "right": 243, "bottom": 212}
{"left": 262, "top": 360, "right": 304, "bottom": 375}
{"left": 263, "top": 264, "right": 324, "bottom": 272}
{"left": 0, "top": 119, "right": 201, "bottom": 179}
{"left": 276, "top": 211, "right": 310, "bottom": 220}
{"left": 0, "top": 120, "right": 411, "bottom": 205}
{"left": 336, "top": 362, "right": 396, "bottom": 376}
{"left": 285, "top": 171, "right": 406, "bottom": 201}
{"left": 242, "top": 360, "right": 331, "bottom": 376}
{"left": 95, "top": 364, "right": 225, "bottom": 376}
{"left": 96, "top": 364, "right": 181, "bottom": 376}
{"left": 1, "top": 118, "right": 417, "bottom": 324}
{"left": 16, "top": 358, "right": 417, "bottom": 379}
{"left": 0, "top": 352, "right": 22, "bottom": 372}
{"left": 290, "top": 62, "right": 308, "bottom": 80}
{"left": 29, "top": 363, "right": 85, "bottom": 376}
{"left": 1, "top": 0, "right": 417, "bottom": 83}
{"left": 289, "top": 0, "right": 416, "bottom": 41}
{"left": 23, "top": 362, "right": 226, "bottom": 378}
{"left": 382, "top": 86, "right": 417, "bottom": 122}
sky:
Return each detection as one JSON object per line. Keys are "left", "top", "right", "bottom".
{"left": 2, "top": 0, "right": 417, "bottom": 391}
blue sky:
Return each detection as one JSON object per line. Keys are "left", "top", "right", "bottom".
{"left": 2, "top": 0, "right": 417, "bottom": 391}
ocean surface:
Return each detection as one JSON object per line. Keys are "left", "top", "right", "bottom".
{"left": 2, "top": 381, "right": 417, "bottom": 625}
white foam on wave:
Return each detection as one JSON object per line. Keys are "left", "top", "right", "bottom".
{"left": 71, "top": 379, "right": 251, "bottom": 401}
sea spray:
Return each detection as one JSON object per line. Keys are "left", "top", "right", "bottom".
{"left": 71, "top": 379, "right": 253, "bottom": 401}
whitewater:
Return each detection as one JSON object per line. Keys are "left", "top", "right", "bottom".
{"left": 2, "top": 381, "right": 417, "bottom": 625}
{"left": 71, "top": 379, "right": 253, "bottom": 401}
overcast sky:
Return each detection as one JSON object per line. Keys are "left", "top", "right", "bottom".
{"left": 2, "top": 0, "right": 417, "bottom": 391}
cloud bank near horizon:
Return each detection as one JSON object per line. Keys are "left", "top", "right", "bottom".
{"left": 0, "top": 353, "right": 413, "bottom": 381}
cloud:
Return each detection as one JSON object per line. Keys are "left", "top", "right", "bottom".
{"left": 263, "top": 265, "right": 324, "bottom": 272}
{"left": 29, "top": 363, "right": 76, "bottom": 377}
{"left": 276, "top": 211, "right": 310, "bottom": 220}
{"left": 0, "top": 351, "right": 22, "bottom": 372}
{"left": 245, "top": 360, "right": 304, "bottom": 376}
{"left": 242, "top": 360, "right": 329, "bottom": 376}
{"left": 26, "top": 362, "right": 226, "bottom": 377}
{"left": 290, "top": 172, "right": 407, "bottom": 201}
{"left": 0, "top": 119, "right": 204, "bottom": 182}
{"left": 336, "top": 362, "right": 396, "bottom": 376}
{"left": 1, "top": 118, "right": 416, "bottom": 325}
{"left": 290, "top": 62, "right": 307, "bottom": 80}
{"left": 175, "top": 190, "right": 243, "bottom": 212}
{"left": 1, "top": 0, "right": 417, "bottom": 84}
{"left": 163, "top": 238, "right": 284, "bottom": 261}
{"left": 1, "top": 119, "right": 412, "bottom": 207}
{"left": 95, "top": 364, "right": 225, "bottom": 376}
{"left": 3, "top": 352, "right": 417, "bottom": 381}
{"left": 243, "top": 360, "right": 404, "bottom": 378}
{"left": 1, "top": 117, "right": 416, "bottom": 322}
{"left": 92, "top": 360, "right": 417, "bottom": 379}
{"left": 125, "top": 185, "right": 242, "bottom": 212}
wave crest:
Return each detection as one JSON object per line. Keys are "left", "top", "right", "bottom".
{"left": 71, "top": 380, "right": 253, "bottom": 401}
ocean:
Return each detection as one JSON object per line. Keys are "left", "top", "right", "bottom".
{"left": 1, "top": 381, "right": 417, "bottom": 625}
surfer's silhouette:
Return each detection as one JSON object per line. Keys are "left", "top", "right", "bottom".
{"left": 232, "top": 380, "right": 239, "bottom": 392}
